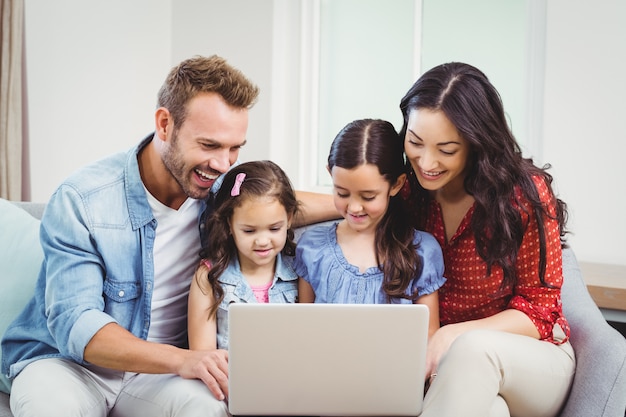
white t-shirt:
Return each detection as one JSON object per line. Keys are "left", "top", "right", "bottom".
{"left": 145, "top": 190, "right": 201, "bottom": 347}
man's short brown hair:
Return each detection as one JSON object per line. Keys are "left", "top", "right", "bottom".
{"left": 157, "top": 55, "right": 259, "bottom": 128}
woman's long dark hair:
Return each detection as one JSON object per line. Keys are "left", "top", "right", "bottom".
{"left": 399, "top": 62, "right": 568, "bottom": 289}
{"left": 198, "top": 160, "right": 300, "bottom": 318}
{"left": 328, "top": 119, "right": 421, "bottom": 301}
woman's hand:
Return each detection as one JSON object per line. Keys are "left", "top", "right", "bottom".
{"left": 424, "top": 323, "right": 464, "bottom": 379}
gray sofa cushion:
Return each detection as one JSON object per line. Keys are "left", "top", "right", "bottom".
{"left": 560, "top": 248, "right": 626, "bottom": 416}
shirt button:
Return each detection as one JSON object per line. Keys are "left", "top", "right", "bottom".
{"left": 118, "top": 290, "right": 125, "bottom": 297}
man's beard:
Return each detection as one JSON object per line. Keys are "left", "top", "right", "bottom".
{"left": 161, "top": 133, "right": 210, "bottom": 201}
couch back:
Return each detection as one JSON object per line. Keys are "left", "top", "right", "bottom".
{"left": 9, "top": 201, "right": 45, "bottom": 220}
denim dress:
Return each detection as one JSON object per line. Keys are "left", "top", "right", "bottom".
{"left": 216, "top": 253, "right": 298, "bottom": 349}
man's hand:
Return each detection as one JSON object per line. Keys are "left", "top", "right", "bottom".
{"left": 84, "top": 324, "right": 231, "bottom": 401}
{"left": 179, "top": 349, "right": 229, "bottom": 400}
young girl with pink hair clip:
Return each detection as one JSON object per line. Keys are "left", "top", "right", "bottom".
{"left": 188, "top": 160, "right": 300, "bottom": 352}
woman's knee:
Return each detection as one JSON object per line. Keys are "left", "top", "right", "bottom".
{"left": 448, "top": 330, "right": 498, "bottom": 359}
{"left": 438, "top": 329, "right": 509, "bottom": 378}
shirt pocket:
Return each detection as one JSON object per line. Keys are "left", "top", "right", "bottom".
{"left": 103, "top": 280, "right": 140, "bottom": 302}
{"left": 273, "top": 286, "right": 298, "bottom": 303}
{"left": 103, "top": 279, "right": 141, "bottom": 327}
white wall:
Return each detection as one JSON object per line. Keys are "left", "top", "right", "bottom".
{"left": 23, "top": 0, "right": 172, "bottom": 201}
{"left": 542, "top": 0, "right": 626, "bottom": 265}
{"left": 24, "top": 0, "right": 275, "bottom": 204}
{"left": 421, "top": 0, "right": 530, "bottom": 152}
{"left": 171, "top": 0, "right": 274, "bottom": 166}
{"left": 23, "top": 0, "right": 626, "bottom": 266}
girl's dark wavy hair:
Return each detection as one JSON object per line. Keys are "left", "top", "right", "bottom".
{"left": 328, "top": 119, "right": 421, "bottom": 301}
{"left": 198, "top": 160, "right": 299, "bottom": 318}
{"left": 399, "top": 62, "right": 568, "bottom": 289}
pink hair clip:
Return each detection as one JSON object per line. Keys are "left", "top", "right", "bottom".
{"left": 230, "top": 173, "right": 246, "bottom": 196}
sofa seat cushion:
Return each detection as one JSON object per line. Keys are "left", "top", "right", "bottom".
{"left": 0, "top": 199, "right": 43, "bottom": 393}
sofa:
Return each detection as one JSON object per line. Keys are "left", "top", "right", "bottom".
{"left": 0, "top": 198, "right": 625, "bottom": 417}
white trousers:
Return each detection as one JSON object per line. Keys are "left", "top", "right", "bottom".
{"left": 420, "top": 329, "right": 576, "bottom": 417}
{"left": 10, "top": 358, "right": 229, "bottom": 417}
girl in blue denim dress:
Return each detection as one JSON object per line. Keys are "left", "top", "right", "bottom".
{"left": 188, "top": 160, "right": 300, "bottom": 350}
{"left": 294, "top": 119, "right": 445, "bottom": 338}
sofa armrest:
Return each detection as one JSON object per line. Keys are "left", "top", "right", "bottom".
{"left": 559, "top": 247, "right": 626, "bottom": 417}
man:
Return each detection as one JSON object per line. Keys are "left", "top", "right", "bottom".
{"left": 1, "top": 55, "right": 334, "bottom": 416}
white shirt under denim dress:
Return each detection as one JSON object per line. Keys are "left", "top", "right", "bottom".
{"left": 215, "top": 254, "right": 298, "bottom": 349}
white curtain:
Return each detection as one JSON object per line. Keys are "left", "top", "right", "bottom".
{"left": 0, "top": 0, "right": 24, "bottom": 200}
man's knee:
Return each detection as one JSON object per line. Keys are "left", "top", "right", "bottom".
{"left": 10, "top": 359, "right": 110, "bottom": 417}
{"left": 167, "top": 379, "right": 229, "bottom": 415}
{"left": 116, "top": 374, "right": 229, "bottom": 417}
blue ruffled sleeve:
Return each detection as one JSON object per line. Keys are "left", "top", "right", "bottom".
{"left": 294, "top": 223, "right": 335, "bottom": 291}
{"left": 412, "top": 231, "right": 446, "bottom": 296}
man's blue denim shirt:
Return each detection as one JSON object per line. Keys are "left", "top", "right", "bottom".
{"left": 1, "top": 135, "right": 221, "bottom": 381}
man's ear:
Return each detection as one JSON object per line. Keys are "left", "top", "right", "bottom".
{"left": 390, "top": 173, "right": 407, "bottom": 197}
{"left": 155, "top": 107, "right": 172, "bottom": 141}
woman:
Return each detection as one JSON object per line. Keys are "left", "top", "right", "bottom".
{"left": 399, "top": 62, "right": 575, "bottom": 417}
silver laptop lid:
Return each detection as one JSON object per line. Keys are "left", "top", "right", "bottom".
{"left": 228, "top": 303, "right": 429, "bottom": 416}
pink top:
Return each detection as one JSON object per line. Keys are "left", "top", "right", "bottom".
{"left": 202, "top": 259, "right": 272, "bottom": 304}
{"left": 249, "top": 281, "right": 272, "bottom": 303}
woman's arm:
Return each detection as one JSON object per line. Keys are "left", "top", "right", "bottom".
{"left": 187, "top": 264, "right": 218, "bottom": 350}
{"left": 425, "top": 309, "right": 539, "bottom": 378}
{"left": 507, "top": 177, "right": 568, "bottom": 341}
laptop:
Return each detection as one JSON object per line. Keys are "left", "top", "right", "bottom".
{"left": 227, "top": 303, "right": 429, "bottom": 416}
